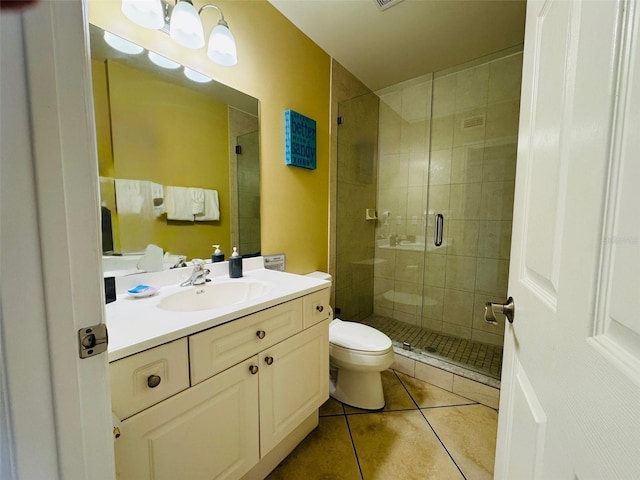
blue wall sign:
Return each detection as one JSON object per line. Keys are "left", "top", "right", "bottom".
{"left": 285, "top": 110, "right": 316, "bottom": 170}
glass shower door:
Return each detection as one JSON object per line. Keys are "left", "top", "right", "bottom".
{"left": 334, "top": 92, "right": 380, "bottom": 321}
{"left": 423, "top": 54, "right": 522, "bottom": 351}
{"left": 236, "top": 130, "right": 260, "bottom": 256}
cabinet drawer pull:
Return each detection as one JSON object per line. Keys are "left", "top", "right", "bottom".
{"left": 147, "top": 374, "right": 162, "bottom": 388}
{"left": 264, "top": 356, "right": 274, "bottom": 365}
{"left": 249, "top": 365, "right": 259, "bottom": 375}
{"left": 256, "top": 330, "right": 266, "bottom": 339}
{"left": 316, "top": 305, "right": 324, "bottom": 313}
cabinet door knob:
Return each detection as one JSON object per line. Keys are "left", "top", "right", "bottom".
{"left": 256, "top": 330, "right": 266, "bottom": 339}
{"left": 147, "top": 374, "right": 162, "bottom": 388}
{"left": 249, "top": 365, "right": 259, "bottom": 375}
{"left": 265, "top": 356, "right": 274, "bottom": 365}
{"left": 316, "top": 305, "right": 324, "bottom": 313}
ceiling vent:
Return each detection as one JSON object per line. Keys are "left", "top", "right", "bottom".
{"left": 375, "top": 0, "right": 405, "bottom": 11}
{"left": 462, "top": 115, "right": 485, "bottom": 129}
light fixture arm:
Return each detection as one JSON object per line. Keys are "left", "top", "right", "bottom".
{"left": 198, "top": 4, "right": 228, "bottom": 27}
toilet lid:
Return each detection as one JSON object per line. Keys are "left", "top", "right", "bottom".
{"left": 329, "top": 319, "right": 392, "bottom": 352}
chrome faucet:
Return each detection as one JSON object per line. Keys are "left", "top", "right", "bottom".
{"left": 180, "top": 259, "right": 210, "bottom": 287}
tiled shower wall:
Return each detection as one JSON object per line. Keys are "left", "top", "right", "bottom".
{"left": 373, "top": 52, "right": 523, "bottom": 346}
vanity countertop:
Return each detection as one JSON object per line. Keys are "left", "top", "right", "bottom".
{"left": 105, "top": 259, "right": 330, "bottom": 362}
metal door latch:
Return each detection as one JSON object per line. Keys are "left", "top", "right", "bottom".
{"left": 78, "top": 324, "right": 108, "bottom": 359}
{"left": 485, "top": 297, "right": 515, "bottom": 324}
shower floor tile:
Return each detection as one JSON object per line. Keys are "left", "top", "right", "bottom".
{"left": 361, "top": 314, "right": 503, "bottom": 379}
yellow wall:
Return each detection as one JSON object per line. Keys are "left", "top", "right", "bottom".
{"left": 89, "top": 0, "right": 331, "bottom": 273}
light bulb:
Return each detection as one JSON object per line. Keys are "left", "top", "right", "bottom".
{"left": 148, "top": 51, "right": 180, "bottom": 69}
{"left": 169, "top": 1, "right": 205, "bottom": 49}
{"left": 121, "top": 0, "right": 164, "bottom": 30}
{"left": 184, "top": 67, "right": 212, "bottom": 83}
{"left": 103, "top": 32, "right": 144, "bottom": 55}
{"left": 207, "top": 21, "right": 237, "bottom": 66}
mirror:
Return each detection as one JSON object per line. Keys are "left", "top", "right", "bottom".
{"left": 89, "top": 24, "right": 260, "bottom": 271}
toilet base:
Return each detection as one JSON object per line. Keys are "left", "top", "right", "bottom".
{"left": 331, "top": 368, "right": 385, "bottom": 410}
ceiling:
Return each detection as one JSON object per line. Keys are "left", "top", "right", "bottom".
{"left": 268, "top": 0, "right": 526, "bottom": 91}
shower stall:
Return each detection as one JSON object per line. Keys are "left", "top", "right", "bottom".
{"left": 334, "top": 50, "right": 523, "bottom": 383}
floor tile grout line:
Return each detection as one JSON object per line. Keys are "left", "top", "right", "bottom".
{"left": 417, "top": 408, "right": 468, "bottom": 480}
{"left": 392, "top": 370, "right": 469, "bottom": 480}
{"left": 343, "top": 413, "right": 365, "bottom": 480}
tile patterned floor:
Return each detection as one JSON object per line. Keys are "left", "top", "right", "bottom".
{"left": 361, "top": 315, "right": 503, "bottom": 379}
{"left": 266, "top": 369, "right": 498, "bottom": 480}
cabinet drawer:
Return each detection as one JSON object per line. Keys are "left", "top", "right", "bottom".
{"left": 190, "top": 298, "right": 303, "bottom": 385}
{"left": 303, "top": 288, "right": 330, "bottom": 329}
{"left": 110, "top": 338, "right": 189, "bottom": 420}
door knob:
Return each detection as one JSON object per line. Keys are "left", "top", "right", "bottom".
{"left": 484, "top": 297, "right": 515, "bottom": 324}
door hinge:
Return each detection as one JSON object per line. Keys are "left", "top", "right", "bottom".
{"left": 78, "top": 324, "right": 108, "bottom": 359}
{"left": 235, "top": 145, "right": 242, "bottom": 154}
{"left": 337, "top": 116, "right": 344, "bottom": 125}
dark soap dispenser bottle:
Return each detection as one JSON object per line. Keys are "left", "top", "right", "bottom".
{"left": 229, "top": 247, "right": 243, "bottom": 278}
{"left": 211, "top": 244, "right": 225, "bottom": 263}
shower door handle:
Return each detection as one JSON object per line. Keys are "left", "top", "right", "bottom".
{"left": 434, "top": 214, "right": 444, "bottom": 247}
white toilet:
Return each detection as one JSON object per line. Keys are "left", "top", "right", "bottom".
{"left": 329, "top": 318, "right": 395, "bottom": 410}
{"left": 306, "top": 272, "right": 395, "bottom": 410}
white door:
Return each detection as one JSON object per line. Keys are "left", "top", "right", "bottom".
{"left": 1, "top": 0, "right": 114, "bottom": 478}
{"left": 495, "top": 0, "right": 640, "bottom": 478}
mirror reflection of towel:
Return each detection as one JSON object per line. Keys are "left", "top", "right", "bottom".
{"left": 190, "top": 188, "right": 205, "bottom": 216}
{"left": 151, "top": 183, "right": 164, "bottom": 217}
{"left": 165, "top": 186, "right": 194, "bottom": 221}
{"left": 194, "top": 190, "right": 220, "bottom": 221}
{"left": 115, "top": 179, "right": 144, "bottom": 214}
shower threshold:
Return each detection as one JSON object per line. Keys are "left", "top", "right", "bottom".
{"left": 361, "top": 314, "right": 503, "bottom": 388}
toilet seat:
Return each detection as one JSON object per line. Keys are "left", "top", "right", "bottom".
{"left": 329, "top": 319, "right": 392, "bottom": 352}
{"left": 329, "top": 342, "right": 394, "bottom": 372}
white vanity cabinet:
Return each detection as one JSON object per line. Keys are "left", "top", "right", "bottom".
{"left": 114, "top": 357, "right": 260, "bottom": 480}
{"left": 111, "top": 288, "right": 330, "bottom": 480}
{"left": 258, "top": 321, "right": 328, "bottom": 456}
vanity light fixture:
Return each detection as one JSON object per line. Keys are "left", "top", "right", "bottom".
{"left": 148, "top": 51, "right": 181, "bottom": 69}
{"left": 104, "top": 31, "right": 145, "bottom": 55}
{"left": 120, "top": 0, "right": 238, "bottom": 66}
{"left": 202, "top": 5, "right": 237, "bottom": 66}
{"left": 184, "top": 67, "right": 213, "bottom": 83}
{"left": 169, "top": 0, "right": 204, "bottom": 48}
{"left": 121, "top": 0, "right": 165, "bottom": 29}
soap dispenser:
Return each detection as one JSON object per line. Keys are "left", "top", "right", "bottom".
{"left": 211, "top": 244, "right": 224, "bottom": 263}
{"left": 229, "top": 247, "right": 243, "bottom": 278}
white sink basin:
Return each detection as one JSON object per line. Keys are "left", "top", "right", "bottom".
{"left": 158, "top": 281, "right": 272, "bottom": 312}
